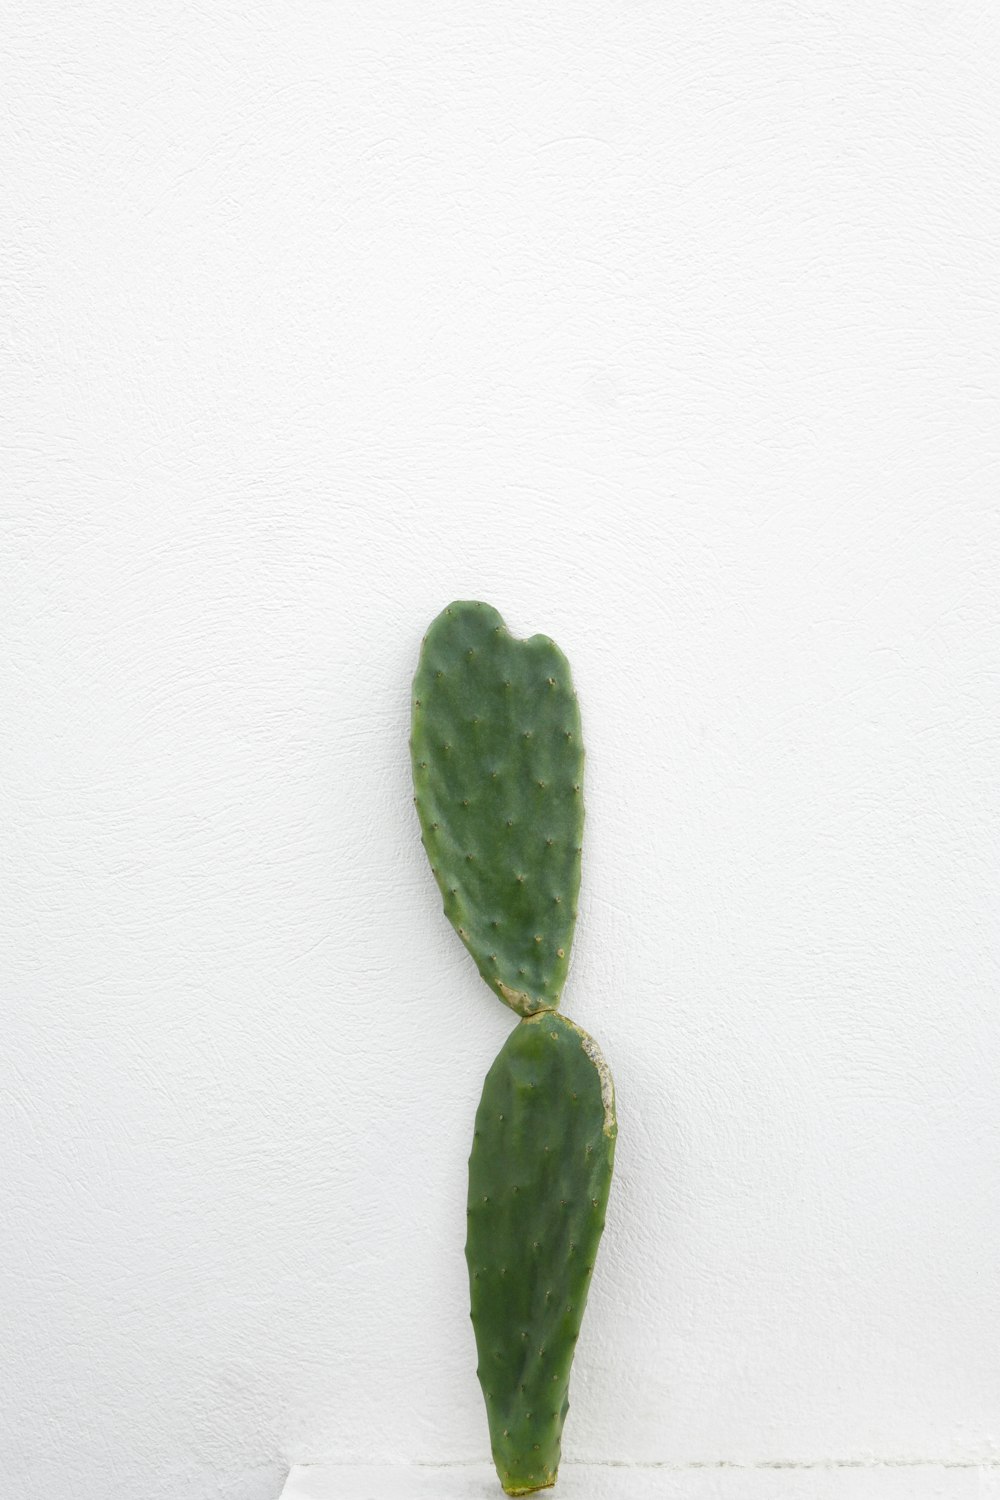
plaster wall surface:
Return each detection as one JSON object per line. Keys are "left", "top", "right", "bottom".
{"left": 3, "top": 4, "right": 998, "bottom": 1498}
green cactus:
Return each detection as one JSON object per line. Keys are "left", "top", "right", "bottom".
{"left": 411, "top": 601, "right": 616, "bottom": 1496}
{"left": 411, "top": 600, "right": 583, "bottom": 1017}
{"left": 467, "top": 1012, "right": 616, "bottom": 1494}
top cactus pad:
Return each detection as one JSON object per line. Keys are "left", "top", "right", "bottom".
{"left": 411, "top": 602, "right": 584, "bottom": 1016}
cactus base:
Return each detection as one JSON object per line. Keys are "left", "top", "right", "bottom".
{"left": 467, "top": 1012, "right": 616, "bottom": 1497}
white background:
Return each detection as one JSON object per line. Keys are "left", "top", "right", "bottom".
{"left": 3, "top": 5, "right": 999, "bottom": 1498}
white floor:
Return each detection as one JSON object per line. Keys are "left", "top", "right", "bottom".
{"left": 281, "top": 1463, "right": 1000, "bottom": 1500}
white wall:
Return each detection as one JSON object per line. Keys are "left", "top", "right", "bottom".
{"left": 3, "top": 5, "right": 998, "bottom": 1498}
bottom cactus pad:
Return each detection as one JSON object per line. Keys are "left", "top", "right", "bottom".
{"left": 466, "top": 1013, "right": 616, "bottom": 1495}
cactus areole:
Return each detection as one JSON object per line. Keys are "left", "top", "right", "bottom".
{"left": 411, "top": 601, "right": 616, "bottom": 1495}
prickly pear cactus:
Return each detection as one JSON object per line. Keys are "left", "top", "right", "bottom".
{"left": 467, "top": 1013, "right": 616, "bottom": 1494}
{"left": 411, "top": 600, "right": 583, "bottom": 1017}
{"left": 411, "top": 601, "right": 616, "bottom": 1496}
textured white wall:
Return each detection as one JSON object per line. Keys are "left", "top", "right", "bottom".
{"left": 3, "top": 5, "right": 998, "bottom": 1498}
